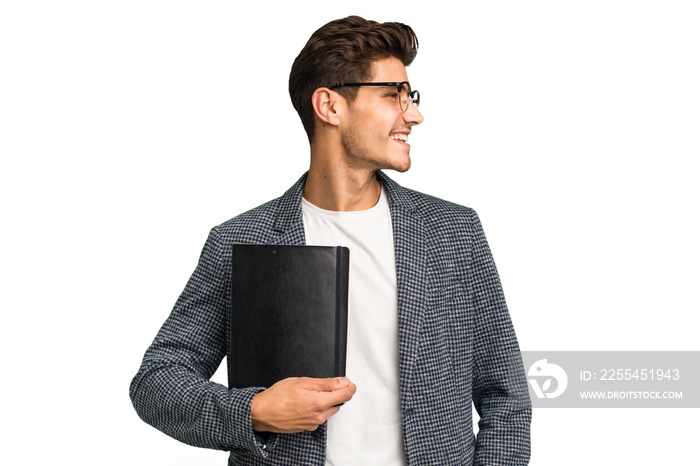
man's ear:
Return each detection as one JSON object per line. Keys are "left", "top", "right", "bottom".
{"left": 311, "top": 88, "right": 343, "bottom": 127}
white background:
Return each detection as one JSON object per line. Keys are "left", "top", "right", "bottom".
{"left": 2, "top": 1, "right": 698, "bottom": 464}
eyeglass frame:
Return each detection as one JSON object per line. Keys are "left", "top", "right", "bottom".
{"left": 328, "top": 81, "right": 420, "bottom": 112}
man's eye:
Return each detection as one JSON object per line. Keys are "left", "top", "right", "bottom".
{"left": 386, "top": 93, "right": 399, "bottom": 98}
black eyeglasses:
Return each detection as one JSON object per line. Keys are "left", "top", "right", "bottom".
{"left": 329, "top": 81, "right": 420, "bottom": 112}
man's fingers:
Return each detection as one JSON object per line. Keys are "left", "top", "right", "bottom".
{"left": 301, "top": 376, "right": 351, "bottom": 392}
{"left": 314, "top": 380, "right": 357, "bottom": 408}
{"left": 306, "top": 405, "right": 341, "bottom": 430}
{"left": 298, "top": 377, "right": 356, "bottom": 411}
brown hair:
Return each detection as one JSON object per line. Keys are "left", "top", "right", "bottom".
{"left": 289, "top": 16, "right": 419, "bottom": 142}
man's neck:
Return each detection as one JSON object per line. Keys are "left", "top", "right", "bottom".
{"left": 303, "top": 157, "right": 382, "bottom": 212}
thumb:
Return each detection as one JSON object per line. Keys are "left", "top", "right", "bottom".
{"left": 304, "top": 377, "right": 350, "bottom": 392}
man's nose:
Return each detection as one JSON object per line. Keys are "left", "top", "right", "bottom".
{"left": 404, "top": 101, "right": 423, "bottom": 126}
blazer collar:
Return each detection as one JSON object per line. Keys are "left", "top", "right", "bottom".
{"left": 272, "top": 172, "right": 307, "bottom": 242}
{"left": 376, "top": 170, "right": 417, "bottom": 214}
{"left": 272, "top": 170, "right": 417, "bottom": 233}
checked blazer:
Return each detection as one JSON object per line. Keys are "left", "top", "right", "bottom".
{"left": 130, "top": 171, "right": 532, "bottom": 465}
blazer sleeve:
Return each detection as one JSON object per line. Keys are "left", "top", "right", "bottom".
{"left": 129, "top": 227, "right": 277, "bottom": 457}
{"left": 468, "top": 210, "right": 532, "bottom": 465}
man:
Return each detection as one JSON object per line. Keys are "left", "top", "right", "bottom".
{"left": 131, "top": 15, "right": 531, "bottom": 465}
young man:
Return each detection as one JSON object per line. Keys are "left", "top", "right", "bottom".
{"left": 131, "top": 16, "right": 531, "bottom": 465}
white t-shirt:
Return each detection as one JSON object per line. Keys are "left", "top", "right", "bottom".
{"left": 302, "top": 187, "right": 405, "bottom": 465}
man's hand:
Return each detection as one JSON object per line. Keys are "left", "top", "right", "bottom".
{"left": 250, "top": 377, "right": 357, "bottom": 433}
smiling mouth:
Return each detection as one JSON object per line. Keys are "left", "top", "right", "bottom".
{"left": 390, "top": 133, "right": 409, "bottom": 143}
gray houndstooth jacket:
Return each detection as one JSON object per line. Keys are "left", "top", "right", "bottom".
{"left": 130, "top": 171, "right": 531, "bottom": 465}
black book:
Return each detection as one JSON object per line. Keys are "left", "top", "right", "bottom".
{"left": 228, "top": 244, "right": 349, "bottom": 389}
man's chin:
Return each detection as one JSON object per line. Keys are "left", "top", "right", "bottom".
{"left": 381, "top": 153, "right": 411, "bottom": 173}
{"left": 389, "top": 158, "right": 411, "bottom": 173}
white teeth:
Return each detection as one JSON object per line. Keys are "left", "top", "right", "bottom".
{"left": 391, "top": 133, "right": 408, "bottom": 142}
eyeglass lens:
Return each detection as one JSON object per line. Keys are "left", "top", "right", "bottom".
{"left": 398, "top": 83, "right": 419, "bottom": 112}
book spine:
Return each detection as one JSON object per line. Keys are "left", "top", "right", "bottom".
{"left": 335, "top": 246, "right": 349, "bottom": 377}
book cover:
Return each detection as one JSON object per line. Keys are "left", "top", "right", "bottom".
{"left": 228, "top": 244, "right": 349, "bottom": 389}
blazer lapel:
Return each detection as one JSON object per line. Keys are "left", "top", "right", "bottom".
{"left": 272, "top": 173, "right": 307, "bottom": 245}
{"left": 378, "top": 172, "right": 427, "bottom": 404}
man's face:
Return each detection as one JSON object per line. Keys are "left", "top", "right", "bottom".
{"left": 339, "top": 57, "right": 424, "bottom": 173}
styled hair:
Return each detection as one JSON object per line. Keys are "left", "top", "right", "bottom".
{"left": 289, "top": 16, "right": 418, "bottom": 142}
